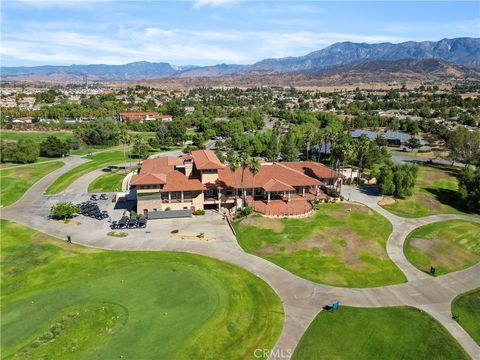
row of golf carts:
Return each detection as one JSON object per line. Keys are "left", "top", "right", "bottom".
{"left": 76, "top": 201, "right": 108, "bottom": 220}
{"left": 110, "top": 215, "right": 147, "bottom": 229}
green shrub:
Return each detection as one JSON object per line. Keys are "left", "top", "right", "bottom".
{"left": 50, "top": 202, "right": 79, "bottom": 219}
{"left": 193, "top": 209, "right": 205, "bottom": 215}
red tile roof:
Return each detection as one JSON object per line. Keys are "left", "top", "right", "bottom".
{"left": 131, "top": 151, "right": 338, "bottom": 194}
{"left": 161, "top": 171, "right": 205, "bottom": 191}
{"left": 191, "top": 150, "right": 223, "bottom": 170}
{"left": 281, "top": 161, "right": 342, "bottom": 179}
{"left": 217, "top": 162, "right": 322, "bottom": 189}
{"left": 130, "top": 173, "right": 166, "bottom": 186}
{"left": 139, "top": 157, "right": 185, "bottom": 173}
{"left": 262, "top": 178, "right": 295, "bottom": 192}
{"left": 131, "top": 155, "right": 205, "bottom": 191}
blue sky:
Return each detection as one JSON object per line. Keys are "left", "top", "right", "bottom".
{"left": 1, "top": 1, "right": 479, "bottom": 67}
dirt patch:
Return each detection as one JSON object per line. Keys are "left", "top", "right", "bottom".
{"left": 319, "top": 227, "right": 386, "bottom": 266}
{"left": 170, "top": 234, "right": 214, "bottom": 242}
{"left": 410, "top": 237, "right": 473, "bottom": 269}
{"left": 303, "top": 232, "right": 337, "bottom": 253}
{"left": 378, "top": 196, "right": 396, "bottom": 206}
{"left": 331, "top": 203, "right": 371, "bottom": 218}
{"left": 33, "top": 233, "right": 50, "bottom": 244}
{"left": 242, "top": 216, "right": 284, "bottom": 232}
{"left": 416, "top": 193, "right": 443, "bottom": 212}
{"left": 255, "top": 244, "right": 279, "bottom": 255}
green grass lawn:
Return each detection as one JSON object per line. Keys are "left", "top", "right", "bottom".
{"left": 292, "top": 306, "right": 469, "bottom": 359}
{"left": 234, "top": 203, "right": 406, "bottom": 287}
{"left": 452, "top": 289, "right": 480, "bottom": 346}
{"left": 381, "top": 164, "right": 475, "bottom": 218}
{"left": 0, "top": 220, "right": 284, "bottom": 359}
{"left": 404, "top": 220, "right": 480, "bottom": 275}
{"left": 88, "top": 169, "right": 127, "bottom": 193}
{"left": 0, "top": 162, "right": 64, "bottom": 207}
{"left": 0, "top": 130, "right": 75, "bottom": 143}
{"left": 45, "top": 151, "right": 128, "bottom": 194}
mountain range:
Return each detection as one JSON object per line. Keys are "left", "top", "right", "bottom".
{"left": 1, "top": 37, "right": 479, "bottom": 82}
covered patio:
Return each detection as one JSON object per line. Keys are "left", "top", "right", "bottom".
{"left": 245, "top": 194, "right": 313, "bottom": 217}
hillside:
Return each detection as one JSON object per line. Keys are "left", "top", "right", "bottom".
{"left": 1, "top": 37, "right": 479, "bottom": 82}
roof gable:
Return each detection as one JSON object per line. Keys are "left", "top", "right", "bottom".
{"left": 191, "top": 150, "right": 223, "bottom": 170}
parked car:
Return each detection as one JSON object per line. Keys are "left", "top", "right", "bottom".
{"left": 110, "top": 221, "right": 117, "bottom": 229}
{"left": 90, "top": 194, "right": 99, "bottom": 201}
{"left": 100, "top": 194, "right": 108, "bottom": 200}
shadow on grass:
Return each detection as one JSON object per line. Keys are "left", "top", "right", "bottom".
{"left": 423, "top": 187, "right": 476, "bottom": 215}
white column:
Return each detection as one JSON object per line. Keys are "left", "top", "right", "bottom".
{"left": 168, "top": 192, "right": 171, "bottom": 202}
{"left": 288, "top": 192, "right": 291, "bottom": 202}
{"left": 302, "top": 186, "right": 305, "bottom": 197}
{"left": 181, "top": 191, "right": 184, "bottom": 203}
{"left": 267, "top": 192, "right": 271, "bottom": 203}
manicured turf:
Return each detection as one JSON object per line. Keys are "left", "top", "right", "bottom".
{"left": 292, "top": 306, "right": 469, "bottom": 360}
{"left": 88, "top": 169, "right": 126, "bottom": 193}
{"left": 1, "top": 220, "right": 284, "bottom": 359}
{"left": 1, "top": 130, "right": 75, "bottom": 143}
{"left": 0, "top": 161, "right": 64, "bottom": 206}
{"left": 381, "top": 165, "right": 473, "bottom": 218}
{"left": 45, "top": 151, "right": 128, "bottom": 194}
{"left": 234, "top": 203, "right": 406, "bottom": 287}
{"left": 452, "top": 289, "right": 480, "bottom": 345}
{"left": 404, "top": 220, "right": 480, "bottom": 275}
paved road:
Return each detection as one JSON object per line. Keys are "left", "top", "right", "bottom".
{"left": 391, "top": 153, "right": 465, "bottom": 168}
{"left": 1, "top": 165, "right": 480, "bottom": 359}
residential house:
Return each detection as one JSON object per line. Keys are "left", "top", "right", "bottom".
{"left": 12, "top": 116, "right": 34, "bottom": 124}
{"left": 119, "top": 112, "right": 173, "bottom": 122}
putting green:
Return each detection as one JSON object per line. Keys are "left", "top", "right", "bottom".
{"left": 293, "top": 306, "right": 469, "bottom": 359}
{"left": 404, "top": 220, "right": 480, "bottom": 275}
{"left": 1, "top": 220, "right": 284, "bottom": 359}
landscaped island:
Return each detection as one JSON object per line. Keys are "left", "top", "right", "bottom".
{"left": 234, "top": 202, "right": 406, "bottom": 287}
{"left": 404, "top": 220, "right": 480, "bottom": 275}
{"left": 1, "top": 220, "right": 284, "bottom": 359}
{"left": 45, "top": 151, "right": 127, "bottom": 194}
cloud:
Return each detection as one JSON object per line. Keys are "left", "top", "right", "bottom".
{"left": 1, "top": 26, "right": 408, "bottom": 66}
{"left": 193, "top": 0, "right": 236, "bottom": 9}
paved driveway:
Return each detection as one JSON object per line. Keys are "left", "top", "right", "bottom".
{"left": 2, "top": 160, "right": 480, "bottom": 359}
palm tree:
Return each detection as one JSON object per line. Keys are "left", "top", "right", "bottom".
{"left": 248, "top": 157, "right": 261, "bottom": 210}
{"left": 239, "top": 152, "right": 251, "bottom": 206}
{"left": 227, "top": 153, "right": 240, "bottom": 208}
{"left": 119, "top": 129, "right": 131, "bottom": 174}
{"left": 356, "top": 134, "right": 370, "bottom": 184}
{"left": 315, "top": 128, "right": 326, "bottom": 162}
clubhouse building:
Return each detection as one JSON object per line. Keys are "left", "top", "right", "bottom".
{"left": 129, "top": 150, "right": 340, "bottom": 217}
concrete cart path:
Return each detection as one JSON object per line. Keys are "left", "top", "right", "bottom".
{"left": 2, "top": 167, "right": 479, "bottom": 359}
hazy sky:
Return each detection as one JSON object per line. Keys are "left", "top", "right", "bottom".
{"left": 1, "top": 0, "right": 479, "bottom": 67}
